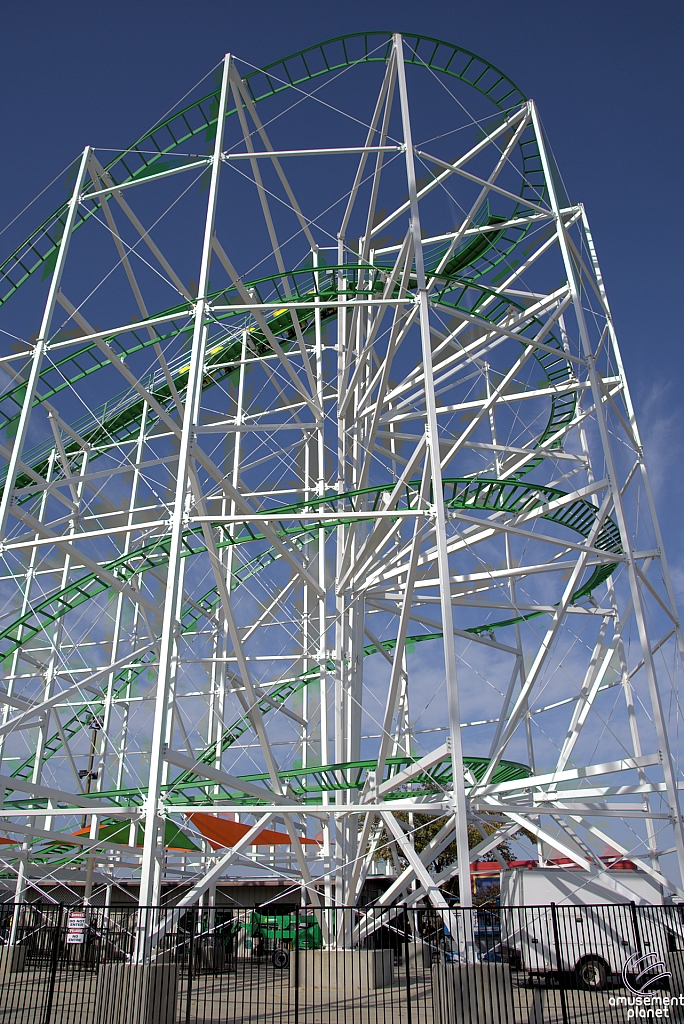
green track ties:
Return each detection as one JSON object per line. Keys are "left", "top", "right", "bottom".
{"left": 7, "top": 464, "right": 621, "bottom": 787}
{"left": 1, "top": 272, "right": 572, "bottom": 516}
{"left": 0, "top": 36, "right": 604, "bottom": 821}
{"left": 39, "top": 753, "right": 529, "bottom": 814}
{"left": 0, "top": 32, "right": 541, "bottom": 312}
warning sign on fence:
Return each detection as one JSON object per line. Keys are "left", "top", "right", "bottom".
{"left": 66, "top": 910, "right": 88, "bottom": 944}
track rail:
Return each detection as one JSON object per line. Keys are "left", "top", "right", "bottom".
{"left": 0, "top": 32, "right": 539, "bottom": 310}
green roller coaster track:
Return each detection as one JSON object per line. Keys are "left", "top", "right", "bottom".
{"left": 0, "top": 267, "right": 578, "bottom": 794}
{"left": 6, "top": 747, "right": 530, "bottom": 817}
{"left": 0, "top": 35, "right": 594, "bottom": 861}
{"left": 2, "top": 270, "right": 573, "bottom": 500}
{"left": 3, "top": 474, "right": 621, "bottom": 803}
{"left": 0, "top": 34, "right": 567, "bottom": 734}
{"left": 9, "top": 748, "right": 530, "bottom": 862}
{"left": 1, "top": 478, "right": 620, "bottom": 673}
{"left": 0, "top": 31, "right": 541, "bottom": 312}
{"left": 0, "top": 258, "right": 600, "bottom": 812}
{"left": 100, "top": 751, "right": 531, "bottom": 810}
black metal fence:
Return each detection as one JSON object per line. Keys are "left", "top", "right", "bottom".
{"left": 1, "top": 902, "right": 684, "bottom": 1023}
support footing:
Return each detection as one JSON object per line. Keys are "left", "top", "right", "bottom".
{"left": 290, "top": 949, "right": 393, "bottom": 993}
{"left": 0, "top": 945, "right": 25, "bottom": 978}
{"left": 432, "top": 962, "right": 512, "bottom": 1024}
{"left": 94, "top": 963, "right": 178, "bottom": 1024}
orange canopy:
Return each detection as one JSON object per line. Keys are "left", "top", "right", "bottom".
{"left": 187, "top": 813, "right": 320, "bottom": 851}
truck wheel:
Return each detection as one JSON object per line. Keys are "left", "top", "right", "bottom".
{"left": 272, "top": 949, "right": 290, "bottom": 969}
{"left": 576, "top": 957, "right": 607, "bottom": 991}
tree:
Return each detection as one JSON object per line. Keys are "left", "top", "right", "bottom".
{"left": 366, "top": 785, "right": 534, "bottom": 893}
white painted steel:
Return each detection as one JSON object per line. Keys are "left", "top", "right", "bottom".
{"left": 0, "top": 33, "right": 680, "bottom": 921}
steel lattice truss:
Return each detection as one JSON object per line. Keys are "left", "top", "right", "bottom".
{"left": 0, "top": 31, "right": 682, "bottom": 913}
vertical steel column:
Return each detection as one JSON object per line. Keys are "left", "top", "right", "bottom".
{"left": 393, "top": 32, "right": 472, "bottom": 908}
{"left": 312, "top": 250, "right": 333, "bottom": 904}
{"left": 530, "top": 100, "right": 684, "bottom": 883}
{"left": 0, "top": 147, "right": 91, "bottom": 540}
{"left": 5, "top": 450, "right": 58, "bottom": 913}
{"left": 301, "top": 424, "right": 312, "bottom": 769}
{"left": 212, "top": 328, "right": 246, "bottom": 789}
{"left": 99, "top": 408, "right": 148, "bottom": 776}
{"left": 579, "top": 205, "right": 684, "bottom": 661}
{"left": 137, "top": 54, "right": 232, "bottom": 910}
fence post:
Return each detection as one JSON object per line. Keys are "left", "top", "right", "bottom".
{"left": 42, "top": 905, "right": 63, "bottom": 1024}
{"left": 403, "top": 905, "right": 413, "bottom": 1024}
{"left": 630, "top": 901, "right": 643, "bottom": 955}
{"left": 550, "top": 902, "right": 568, "bottom": 1024}
{"left": 294, "top": 905, "right": 300, "bottom": 1021}
{"left": 185, "top": 906, "right": 195, "bottom": 1024}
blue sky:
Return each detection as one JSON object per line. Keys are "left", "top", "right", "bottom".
{"left": 0, "top": 0, "right": 680, "bottom": 872}
{"left": 2, "top": 1, "right": 682, "bottom": 587}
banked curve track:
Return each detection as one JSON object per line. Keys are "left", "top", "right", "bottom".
{"left": 0, "top": 31, "right": 540, "bottom": 312}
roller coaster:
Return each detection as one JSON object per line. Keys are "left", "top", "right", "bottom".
{"left": 0, "top": 31, "right": 681, "bottom": 915}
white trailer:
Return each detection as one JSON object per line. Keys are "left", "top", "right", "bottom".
{"left": 498, "top": 868, "right": 676, "bottom": 990}
{"left": 501, "top": 867, "right": 664, "bottom": 908}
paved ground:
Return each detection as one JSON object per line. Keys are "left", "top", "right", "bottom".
{"left": 0, "top": 961, "right": 677, "bottom": 1023}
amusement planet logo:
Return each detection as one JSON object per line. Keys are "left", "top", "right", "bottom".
{"left": 608, "top": 953, "right": 682, "bottom": 1019}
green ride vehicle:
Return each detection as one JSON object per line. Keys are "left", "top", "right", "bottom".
{"left": 246, "top": 910, "right": 323, "bottom": 968}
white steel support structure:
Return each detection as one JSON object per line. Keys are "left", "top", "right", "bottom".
{"left": 137, "top": 53, "right": 234, "bottom": 910}
{"left": 0, "top": 31, "right": 681, "bottom": 924}
{"left": 393, "top": 33, "right": 472, "bottom": 909}
{"left": 528, "top": 100, "right": 684, "bottom": 879}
